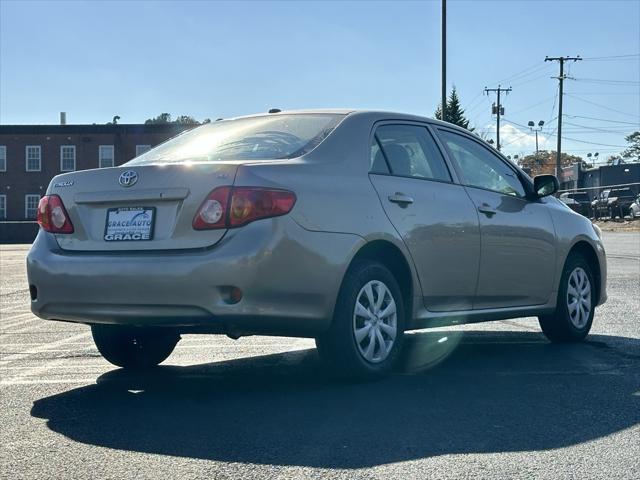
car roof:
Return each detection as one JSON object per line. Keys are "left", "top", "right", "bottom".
{"left": 221, "top": 108, "right": 466, "bottom": 132}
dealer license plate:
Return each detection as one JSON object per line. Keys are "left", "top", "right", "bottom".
{"left": 104, "top": 207, "right": 155, "bottom": 242}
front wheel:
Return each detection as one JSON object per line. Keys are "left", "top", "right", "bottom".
{"left": 539, "top": 254, "right": 595, "bottom": 342}
{"left": 91, "top": 325, "right": 180, "bottom": 369}
{"left": 316, "top": 260, "right": 405, "bottom": 378}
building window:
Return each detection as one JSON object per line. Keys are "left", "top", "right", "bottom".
{"left": 0, "top": 195, "right": 5, "bottom": 219}
{"left": 0, "top": 146, "right": 6, "bottom": 172}
{"left": 25, "top": 194, "right": 40, "bottom": 219}
{"left": 99, "top": 145, "right": 114, "bottom": 168}
{"left": 26, "top": 146, "right": 41, "bottom": 172}
{"left": 136, "top": 145, "right": 151, "bottom": 156}
{"left": 60, "top": 145, "right": 76, "bottom": 172}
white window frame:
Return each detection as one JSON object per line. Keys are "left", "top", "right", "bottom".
{"left": 99, "top": 145, "right": 115, "bottom": 168}
{"left": 25, "top": 145, "right": 42, "bottom": 172}
{"left": 136, "top": 144, "right": 151, "bottom": 157}
{"left": 25, "top": 194, "right": 40, "bottom": 219}
{"left": 0, "top": 146, "right": 6, "bottom": 172}
{"left": 0, "top": 194, "right": 6, "bottom": 219}
{"left": 60, "top": 145, "right": 76, "bottom": 172}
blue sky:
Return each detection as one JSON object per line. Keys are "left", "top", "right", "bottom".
{"left": 1, "top": 0, "right": 638, "bottom": 160}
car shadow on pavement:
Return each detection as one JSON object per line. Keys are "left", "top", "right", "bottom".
{"left": 31, "top": 330, "right": 640, "bottom": 469}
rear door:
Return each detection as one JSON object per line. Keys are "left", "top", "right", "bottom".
{"left": 368, "top": 123, "right": 480, "bottom": 312}
{"left": 436, "top": 128, "right": 556, "bottom": 309}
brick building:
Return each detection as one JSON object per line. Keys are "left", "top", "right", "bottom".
{"left": 0, "top": 122, "right": 195, "bottom": 221}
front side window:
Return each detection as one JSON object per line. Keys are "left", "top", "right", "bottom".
{"left": 60, "top": 145, "right": 76, "bottom": 172}
{"left": 25, "top": 194, "right": 40, "bottom": 219}
{"left": 439, "top": 130, "right": 525, "bottom": 197}
{"left": 373, "top": 125, "right": 451, "bottom": 182}
{"left": 126, "top": 114, "right": 345, "bottom": 166}
{"left": 0, "top": 195, "right": 6, "bottom": 219}
{"left": 99, "top": 145, "right": 114, "bottom": 168}
{"left": 26, "top": 146, "right": 41, "bottom": 172}
{"left": 0, "top": 146, "right": 6, "bottom": 172}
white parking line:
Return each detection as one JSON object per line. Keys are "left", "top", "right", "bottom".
{"left": 1, "top": 312, "right": 35, "bottom": 322}
{"left": 0, "top": 331, "right": 92, "bottom": 367}
{"left": 1, "top": 316, "right": 41, "bottom": 331}
{"left": 1, "top": 378, "right": 97, "bottom": 386}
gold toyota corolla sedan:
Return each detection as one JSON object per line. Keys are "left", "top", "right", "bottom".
{"left": 27, "top": 110, "right": 607, "bottom": 377}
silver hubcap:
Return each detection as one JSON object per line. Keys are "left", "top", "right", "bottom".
{"left": 567, "top": 267, "right": 592, "bottom": 329}
{"left": 353, "top": 280, "right": 397, "bottom": 363}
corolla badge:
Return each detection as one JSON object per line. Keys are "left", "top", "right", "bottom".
{"left": 119, "top": 170, "right": 138, "bottom": 187}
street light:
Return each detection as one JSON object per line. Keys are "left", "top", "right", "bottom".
{"left": 528, "top": 120, "right": 545, "bottom": 157}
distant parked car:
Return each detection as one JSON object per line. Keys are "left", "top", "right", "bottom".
{"left": 630, "top": 194, "right": 640, "bottom": 219}
{"left": 593, "top": 188, "right": 636, "bottom": 218}
{"left": 559, "top": 191, "right": 592, "bottom": 217}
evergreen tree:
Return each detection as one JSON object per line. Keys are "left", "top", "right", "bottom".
{"left": 435, "top": 87, "right": 474, "bottom": 131}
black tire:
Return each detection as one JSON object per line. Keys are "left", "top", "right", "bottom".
{"left": 538, "top": 254, "right": 595, "bottom": 343}
{"left": 316, "top": 260, "right": 405, "bottom": 378}
{"left": 91, "top": 325, "right": 180, "bottom": 369}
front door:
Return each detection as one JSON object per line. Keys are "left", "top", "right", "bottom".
{"left": 368, "top": 123, "right": 480, "bottom": 312}
{"left": 437, "top": 129, "right": 557, "bottom": 309}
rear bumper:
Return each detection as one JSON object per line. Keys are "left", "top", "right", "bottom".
{"left": 27, "top": 217, "right": 363, "bottom": 337}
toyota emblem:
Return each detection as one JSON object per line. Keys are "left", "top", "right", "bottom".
{"left": 119, "top": 170, "right": 138, "bottom": 187}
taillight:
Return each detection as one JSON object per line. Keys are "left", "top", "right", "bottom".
{"left": 37, "top": 195, "right": 74, "bottom": 234}
{"left": 193, "top": 187, "right": 296, "bottom": 230}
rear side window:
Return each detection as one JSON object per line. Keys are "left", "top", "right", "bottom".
{"left": 127, "top": 114, "right": 345, "bottom": 165}
{"left": 370, "top": 136, "right": 390, "bottom": 174}
{"left": 372, "top": 125, "right": 451, "bottom": 182}
{"left": 438, "top": 130, "right": 526, "bottom": 197}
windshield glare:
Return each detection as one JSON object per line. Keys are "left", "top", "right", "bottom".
{"left": 126, "top": 114, "right": 344, "bottom": 165}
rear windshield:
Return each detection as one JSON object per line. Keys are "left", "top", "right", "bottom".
{"left": 126, "top": 114, "right": 345, "bottom": 165}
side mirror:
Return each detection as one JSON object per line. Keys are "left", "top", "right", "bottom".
{"left": 534, "top": 174, "right": 559, "bottom": 197}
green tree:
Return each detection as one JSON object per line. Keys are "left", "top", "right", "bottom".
{"left": 144, "top": 113, "right": 203, "bottom": 125}
{"left": 621, "top": 131, "right": 640, "bottom": 161}
{"left": 518, "top": 150, "right": 583, "bottom": 176}
{"left": 145, "top": 113, "right": 173, "bottom": 124}
{"left": 435, "top": 87, "right": 474, "bottom": 131}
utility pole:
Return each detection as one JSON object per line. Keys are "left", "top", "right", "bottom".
{"left": 441, "top": 0, "right": 447, "bottom": 122}
{"left": 545, "top": 55, "right": 582, "bottom": 177}
{"left": 484, "top": 85, "right": 512, "bottom": 151}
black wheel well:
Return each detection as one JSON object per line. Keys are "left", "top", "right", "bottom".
{"left": 568, "top": 241, "right": 602, "bottom": 304}
{"left": 348, "top": 240, "right": 413, "bottom": 317}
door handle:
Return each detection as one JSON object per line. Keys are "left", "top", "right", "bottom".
{"left": 388, "top": 193, "right": 414, "bottom": 206}
{"left": 477, "top": 204, "right": 497, "bottom": 217}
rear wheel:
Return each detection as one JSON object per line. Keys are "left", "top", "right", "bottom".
{"left": 539, "top": 254, "right": 595, "bottom": 342}
{"left": 316, "top": 260, "right": 405, "bottom": 378}
{"left": 91, "top": 325, "right": 180, "bottom": 369}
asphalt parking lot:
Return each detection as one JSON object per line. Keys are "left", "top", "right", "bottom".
{"left": 1, "top": 232, "right": 639, "bottom": 479}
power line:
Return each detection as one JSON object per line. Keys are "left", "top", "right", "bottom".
{"left": 581, "top": 53, "right": 640, "bottom": 60}
{"left": 505, "top": 94, "right": 557, "bottom": 116}
{"left": 572, "top": 78, "right": 640, "bottom": 85}
{"left": 564, "top": 91, "right": 640, "bottom": 96}
{"left": 565, "top": 115, "right": 640, "bottom": 125}
{"left": 565, "top": 93, "right": 640, "bottom": 118}
{"left": 489, "top": 62, "right": 549, "bottom": 86}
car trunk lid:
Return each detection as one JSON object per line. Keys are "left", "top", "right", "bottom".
{"left": 50, "top": 163, "right": 238, "bottom": 251}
